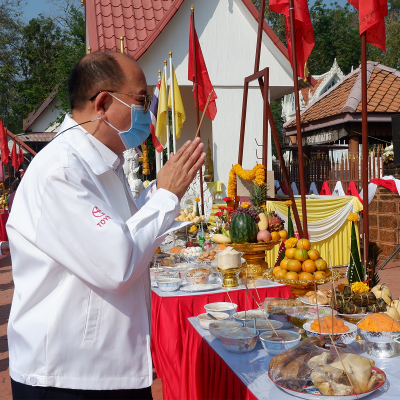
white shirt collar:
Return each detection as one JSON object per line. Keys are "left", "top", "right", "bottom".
{"left": 86, "top": 133, "right": 122, "bottom": 171}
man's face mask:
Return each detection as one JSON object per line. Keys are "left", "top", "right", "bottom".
{"left": 105, "top": 94, "right": 151, "bottom": 150}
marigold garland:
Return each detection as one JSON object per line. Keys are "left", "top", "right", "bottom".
{"left": 351, "top": 281, "right": 369, "bottom": 294}
{"left": 347, "top": 212, "right": 359, "bottom": 222}
{"left": 227, "top": 164, "right": 266, "bottom": 198}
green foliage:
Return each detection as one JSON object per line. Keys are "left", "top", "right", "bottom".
{"left": 270, "top": 99, "right": 284, "bottom": 158}
{"left": 0, "top": 0, "right": 84, "bottom": 133}
{"left": 287, "top": 205, "right": 294, "bottom": 239}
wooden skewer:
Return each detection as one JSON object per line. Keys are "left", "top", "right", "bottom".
{"left": 194, "top": 91, "right": 213, "bottom": 139}
{"left": 347, "top": 245, "right": 363, "bottom": 282}
{"left": 321, "top": 319, "right": 359, "bottom": 399}
{"left": 328, "top": 250, "right": 336, "bottom": 338}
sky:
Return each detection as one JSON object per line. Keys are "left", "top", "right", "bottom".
{"left": 22, "top": 0, "right": 350, "bottom": 21}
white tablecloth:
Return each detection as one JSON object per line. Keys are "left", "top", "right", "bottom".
{"left": 188, "top": 317, "right": 400, "bottom": 400}
{"left": 151, "top": 279, "right": 285, "bottom": 298}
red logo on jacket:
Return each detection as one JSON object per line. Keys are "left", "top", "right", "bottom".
{"left": 92, "top": 206, "right": 112, "bottom": 228}
{"left": 92, "top": 207, "right": 105, "bottom": 218}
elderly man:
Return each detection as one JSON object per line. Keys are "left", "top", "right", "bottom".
{"left": 7, "top": 52, "right": 205, "bottom": 400}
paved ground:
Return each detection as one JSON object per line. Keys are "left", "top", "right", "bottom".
{"left": 0, "top": 258, "right": 398, "bottom": 399}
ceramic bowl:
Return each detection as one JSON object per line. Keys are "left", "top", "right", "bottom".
{"left": 260, "top": 330, "right": 301, "bottom": 355}
{"left": 233, "top": 310, "right": 268, "bottom": 322}
{"left": 209, "top": 321, "right": 243, "bottom": 339}
{"left": 254, "top": 320, "right": 283, "bottom": 339}
{"left": 156, "top": 278, "right": 182, "bottom": 292}
{"left": 197, "top": 312, "right": 230, "bottom": 330}
{"left": 219, "top": 327, "right": 259, "bottom": 353}
{"left": 204, "top": 302, "right": 238, "bottom": 317}
{"left": 150, "top": 267, "right": 165, "bottom": 280}
{"left": 185, "top": 275, "right": 210, "bottom": 285}
{"left": 269, "top": 314, "right": 294, "bottom": 329}
{"left": 156, "top": 272, "right": 179, "bottom": 281}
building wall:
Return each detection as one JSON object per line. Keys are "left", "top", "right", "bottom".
{"left": 369, "top": 186, "right": 400, "bottom": 260}
{"left": 138, "top": 0, "right": 292, "bottom": 192}
{"left": 27, "top": 100, "right": 63, "bottom": 133}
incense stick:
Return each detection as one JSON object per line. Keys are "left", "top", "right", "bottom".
{"left": 347, "top": 245, "right": 363, "bottom": 282}
{"left": 321, "top": 319, "right": 359, "bottom": 399}
{"left": 314, "top": 280, "right": 323, "bottom": 345}
{"left": 194, "top": 91, "right": 213, "bottom": 139}
{"left": 328, "top": 250, "right": 336, "bottom": 338}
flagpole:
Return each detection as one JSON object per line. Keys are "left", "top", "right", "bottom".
{"left": 361, "top": 31, "right": 370, "bottom": 286}
{"left": 155, "top": 70, "right": 162, "bottom": 174}
{"left": 169, "top": 52, "right": 177, "bottom": 154}
{"left": 288, "top": 0, "right": 308, "bottom": 239}
{"left": 163, "top": 60, "right": 171, "bottom": 160}
{"left": 191, "top": 6, "right": 205, "bottom": 216}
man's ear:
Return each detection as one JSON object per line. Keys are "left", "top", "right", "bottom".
{"left": 94, "top": 92, "right": 111, "bottom": 118}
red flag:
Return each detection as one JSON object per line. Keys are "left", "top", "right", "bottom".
{"left": 269, "top": 0, "right": 315, "bottom": 79}
{"left": 11, "top": 140, "right": 19, "bottom": 170}
{"left": 347, "top": 0, "right": 388, "bottom": 52}
{"left": 0, "top": 119, "right": 9, "bottom": 166}
{"left": 18, "top": 144, "right": 24, "bottom": 167}
{"left": 188, "top": 14, "right": 217, "bottom": 120}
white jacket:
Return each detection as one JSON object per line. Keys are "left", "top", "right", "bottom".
{"left": 7, "top": 115, "right": 182, "bottom": 390}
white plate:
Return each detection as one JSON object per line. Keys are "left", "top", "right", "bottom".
{"left": 299, "top": 297, "right": 331, "bottom": 307}
{"left": 180, "top": 284, "right": 222, "bottom": 292}
{"left": 269, "top": 367, "right": 386, "bottom": 399}
{"left": 303, "top": 320, "right": 358, "bottom": 344}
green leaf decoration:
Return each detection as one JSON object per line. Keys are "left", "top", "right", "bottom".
{"left": 347, "top": 221, "right": 365, "bottom": 284}
{"left": 287, "top": 206, "right": 295, "bottom": 239}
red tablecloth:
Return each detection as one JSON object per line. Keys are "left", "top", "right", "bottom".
{"left": 0, "top": 212, "right": 8, "bottom": 241}
{"left": 179, "top": 321, "right": 258, "bottom": 400}
{"left": 151, "top": 285, "right": 292, "bottom": 400}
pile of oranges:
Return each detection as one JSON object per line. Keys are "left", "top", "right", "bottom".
{"left": 272, "top": 239, "right": 330, "bottom": 282}
{"left": 310, "top": 316, "right": 349, "bottom": 334}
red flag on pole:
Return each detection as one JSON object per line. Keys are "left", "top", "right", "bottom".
{"left": 269, "top": 0, "right": 315, "bottom": 79}
{"left": 11, "top": 140, "right": 19, "bottom": 170}
{"left": 18, "top": 144, "right": 24, "bottom": 167}
{"left": 347, "top": 0, "right": 388, "bottom": 52}
{"left": 188, "top": 14, "right": 217, "bottom": 120}
{"left": 0, "top": 119, "right": 10, "bottom": 166}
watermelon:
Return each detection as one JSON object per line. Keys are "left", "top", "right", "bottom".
{"left": 229, "top": 213, "right": 258, "bottom": 244}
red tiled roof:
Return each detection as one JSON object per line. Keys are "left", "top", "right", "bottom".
{"left": 86, "top": 0, "right": 291, "bottom": 62}
{"left": 285, "top": 62, "right": 400, "bottom": 129}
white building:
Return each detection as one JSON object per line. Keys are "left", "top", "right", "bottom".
{"left": 24, "top": 0, "right": 302, "bottom": 194}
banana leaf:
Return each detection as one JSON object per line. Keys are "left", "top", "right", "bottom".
{"left": 347, "top": 221, "right": 365, "bottom": 284}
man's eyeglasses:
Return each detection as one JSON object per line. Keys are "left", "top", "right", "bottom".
{"left": 88, "top": 90, "right": 152, "bottom": 113}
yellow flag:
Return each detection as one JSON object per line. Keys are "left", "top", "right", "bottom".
{"left": 156, "top": 71, "right": 168, "bottom": 147}
{"left": 168, "top": 66, "right": 186, "bottom": 140}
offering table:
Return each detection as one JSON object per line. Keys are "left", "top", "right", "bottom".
{"left": 151, "top": 282, "right": 292, "bottom": 400}
{"left": 179, "top": 317, "right": 400, "bottom": 400}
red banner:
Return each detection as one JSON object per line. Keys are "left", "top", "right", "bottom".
{"left": 11, "top": 140, "right": 19, "bottom": 170}
{"left": 269, "top": 0, "right": 315, "bottom": 79}
{"left": 0, "top": 120, "right": 9, "bottom": 166}
{"left": 188, "top": 14, "right": 217, "bottom": 120}
{"left": 347, "top": 0, "right": 388, "bottom": 52}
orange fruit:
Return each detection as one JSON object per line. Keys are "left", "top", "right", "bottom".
{"left": 302, "top": 259, "right": 316, "bottom": 273}
{"left": 287, "top": 259, "right": 302, "bottom": 272}
{"left": 299, "top": 272, "right": 314, "bottom": 281}
{"left": 285, "top": 248, "right": 296, "bottom": 259}
{"left": 294, "top": 248, "right": 309, "bottom": 262}
{"left": 271, "top": 231, "right": 281, "bottom": 241}
{"left": 280, "top": 258, "right": 289, "bottom": 270}
{"left": 285, "top": 271, "right": 299, "bottom": 280}
{"left": 279, "top": 229, "right": 288, "bottom": 239}
{"left": 315, "top": 259, "right": 328, "bottom": 271}
{"left": 215, "top": 245, "right": 227, "bottom": 251}
{"left": 308, "top": 249, "right": 320, "bottom": 261}
{"left": 276, "top": 269, "right": 287, "bottom": 278}
{"left": 314, "top": 271, "right": 327, "bottom": 280}
{"left": 273, "top": 267, "right": 282, "bottom": 276}
{"left": 297, "top": 239, "right": 311, "bottom": 251}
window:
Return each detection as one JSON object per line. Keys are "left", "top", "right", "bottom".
{"left": 322, "top": 79, "right": 337, "bottom": 94}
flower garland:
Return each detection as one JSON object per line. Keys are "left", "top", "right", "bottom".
{"left": 227, "top": 164, "right": 266, "bottom": 198}
{"left": 347, "top": 213, "right": 359, "bottom": 222}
